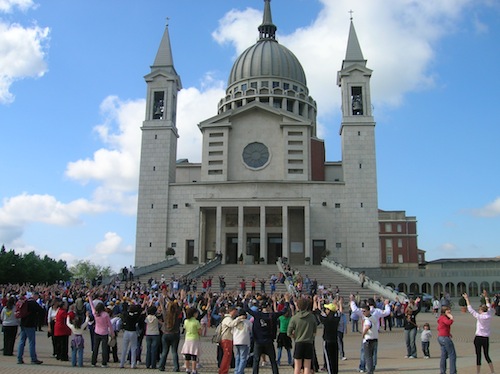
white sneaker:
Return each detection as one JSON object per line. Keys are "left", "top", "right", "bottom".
{"left": 342, "top": 357, "right": 347, "bottom": 361}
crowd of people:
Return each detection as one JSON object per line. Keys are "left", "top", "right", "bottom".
{"left": 0, "top": 275, "right": 498, "bottom": 374}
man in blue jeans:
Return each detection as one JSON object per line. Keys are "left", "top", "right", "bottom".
{"left": 17, "top": 292, "right": 44, "bottom": 365}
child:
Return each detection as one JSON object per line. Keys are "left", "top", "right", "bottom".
{"left": 421, "top": 322, "right": 432, "bottom": 358}
{"left": 66, "top": 313, "right": 89, "bottom": 367}
{"left": 181, "top": 307, "right": 201, "bottom": 374}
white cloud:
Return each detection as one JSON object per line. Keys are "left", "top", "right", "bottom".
{"left": 0, "top": 20, "right": 49, "bottom": 104}
{"left": 0, "top": 193, "right": 102, "bottom": 227}
{"left": 0, "top": 0, "right": 36, "bottom": 13}
{"left": 176, "top": 76, "right": 226, "bottom": 162}
{"left": 211, "top": 0, "right": 475, "bottom": 118}
{"left": 439, "top": 242, "right": 458, "bottom": 254}
{"left": 95, "top": 232, "right": 124, "bottom": 255}
{"left": 211, "top": 7, "right": 262, "bottom": 57}
{"left": 470, "top": 197, "right": 500, "bottom": 218}
{"left": 65, "top": 96, "right": 143, "bottom": 192}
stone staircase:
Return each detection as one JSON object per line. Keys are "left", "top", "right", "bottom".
{"left": 201, "top": 264, "right": 287, "bottom": 293}
{"left": 131, "top": 261, "right": 395, "bottom": 305}
{"left": 134, "top": 264, "right": 199, "bottom": 284}
{"left": 292, "top": 265, "right": 375, "bottom": 301}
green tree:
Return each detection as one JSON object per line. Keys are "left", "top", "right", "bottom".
{"left": 0, "top": 246, "right": 70, "bottom": 284}
{"left": 69, "top": 260, "right": 113, "bottom": 282}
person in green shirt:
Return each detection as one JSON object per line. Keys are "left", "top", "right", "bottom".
{"left": 277, "top": 309, "right": 293, "bottom": 366}
{"left": 287, "top": 298, "right": 317, "bottom": 374}
{"left": 181, "top": 307, "right": 201, "bottom": 374}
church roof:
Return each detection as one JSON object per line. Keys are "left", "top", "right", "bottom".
{"left": 151, "top": 21, "right": 180, "bottom": 79}
{"left": 227, "top": 0, "right": 307, "bottom": 87}
{"left": 342, "top": 21, "right": 366, "bottom": 69}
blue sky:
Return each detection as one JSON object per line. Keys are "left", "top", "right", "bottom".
{"left": 1, "top": 0, "right": 499, "bottom": 272}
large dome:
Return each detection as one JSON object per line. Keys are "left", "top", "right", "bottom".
{"left": 228, "top": 39, "right": 307, "bottom": 87}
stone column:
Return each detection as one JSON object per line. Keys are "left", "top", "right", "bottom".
{"left": 260, "top": 206, "right": 267, "bottom": 263}
{"left": 282, "top": 205, "right": 289, "bottom": 259}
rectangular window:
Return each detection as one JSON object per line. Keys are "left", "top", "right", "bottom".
{"left": 385, "top": 223, "right": 392, "bottom": 232}
{"left": 241, "top": 83, "right": 247, "bottom": 92}
{"left": 288, "top": 150, "right": 303, "bottom": 154}
{"left": 208, "top": 160, "right": 223, "bottom": 165}
{"left": 397, "top": 224, "right": 402, "bottom": 233}
{"left": 336, "top": 242, "right": 342, "bottom": 248}
{"left": 398, "top": 239, "right": 403, "bottom": 248}
{"left": 208, "top": 170, "right": 223, "bottom": 175}
{"left": 335, "top": 203, "right": 341, "bottom": 208}
{"left": 261, "top": 81, "right": 269, "bottom": 87}
{"left": 209, "top": 151, "right": 223, "bottom": 156}
{"left": 288, "top": 131, "right": 303, "bottom": 136}
{"left": 288, "top": 169, "right": 303, "bottom": 174}
{"left": 272, "top": 81, "right": 280, "bottom": 88}
{"left": 398, "top": 254, "right": 403, "bottom": 263}
{"left": 173, "top": 204, "right": 178, "bottom": 209}
{"left": 209, "top": 141, "right": 223, "bottom": 147}
{"left": 283, "top": 83, "right": 290, "bottom": 90}
{"left": 250, "top": 82, "right": 258, "bottom": 89}
{"left": 385, "top": 238, "right": 392, "bottom": 249}
{"left": 209, "top": 132, "right": 224, "bottom": 138}
{"left": 288, "top": 140, "right": 303, "bottom": 146}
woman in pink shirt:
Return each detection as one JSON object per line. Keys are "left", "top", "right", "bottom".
{"left": 88, "top": 294, "right": 114, "bottom": 368}
{"left": 463, "top": 292, "right": 495, "bottom": 374}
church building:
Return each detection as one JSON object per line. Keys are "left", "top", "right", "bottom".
{"left": 135, "top": 0, "right": 380, "bottom": 268}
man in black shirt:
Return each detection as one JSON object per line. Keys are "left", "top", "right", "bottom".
{"left": 17, "top": 292, "right": 44, "bottom": 365}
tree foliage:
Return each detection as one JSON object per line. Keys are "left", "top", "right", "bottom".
{"left": 0, "top": 244, "right": 71, "bottom": 284}
{"left": 69, "top": 260, "right": 113, "bottom": 282}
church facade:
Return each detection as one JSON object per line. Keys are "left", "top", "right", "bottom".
{"left": 135, "top": 0, "right": 380, "bottom": 268}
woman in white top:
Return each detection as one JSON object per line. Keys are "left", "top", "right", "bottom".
{"left": 145, "top": 305, "right": 161, "bottom": 369}
{"left": 47, "top": 298, "right": 61, "bottom": 357}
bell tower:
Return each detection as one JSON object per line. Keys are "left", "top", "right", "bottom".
{"left": 337, "top": 20, "right": 380, "bottom": 268}
{"left": 135, "top": 22, "right": 182, "bottom": 267}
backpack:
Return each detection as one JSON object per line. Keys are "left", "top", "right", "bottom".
{"left": 212, "top": 321, "right": 229, "bottom": 344}
{"left": 15, "top": 298, "right": 29, "bottom": 319}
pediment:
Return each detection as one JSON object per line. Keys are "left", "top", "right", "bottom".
{"left": 198, "top": 101, "right": 311, "bottom": 130}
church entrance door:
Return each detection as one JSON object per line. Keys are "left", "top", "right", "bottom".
{"left": 226, "top": 235, "right": 238, "bottom": 264}
{"left": 267, "top": 235, "right": 283, "bottom": 264}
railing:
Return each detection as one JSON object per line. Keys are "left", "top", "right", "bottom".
{"left": 321, "top": 258, "right": 407, "bottom": 301}
{"left": 103, "top": 257, "right": 180, "bottom": 285}
{"left": 276, "top": 258, "right": 299, "bottom": 297}
{"left": 183, "top": 255, "right": 222, "bottom": 281}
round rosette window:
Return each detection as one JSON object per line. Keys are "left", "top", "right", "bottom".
{"left": 242, "top": 142, "right": 270, "bottom": 169}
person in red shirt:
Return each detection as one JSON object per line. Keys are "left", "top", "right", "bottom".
{"left": 53, "top": 300, "right": 72, "bottom": 361}
{"left": 437, "top": 306, "right": 456, "bottom": 374}
{"left": 240, "top": 279, "right": 246, "bottom": 293}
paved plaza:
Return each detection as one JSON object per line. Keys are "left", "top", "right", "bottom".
{"left": 2, "top": 303, "right": 500, "bottom": 373}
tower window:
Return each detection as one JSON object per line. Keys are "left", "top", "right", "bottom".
{"left": 351, "top": 86, "right": 363, "bottom": 115}
{"left": 250, "top": 82, "right": 258, "bottom": 89}
{"left": 272, "top": 81, "right": 279, "bottom": 88}
{"left": 153, "top": 91, "right": 165, "bottom": 120}
{"left": 173, "top": 204, "right": 178, "bottom": 209}
{"left": 241, "top": 83, "right": 247, "bottom": 92}
{"left": 335, "top": 203, "right": 341, "bottom": 208}
{"left": 336, "top": 242, "right": 342, "bottom": 248}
